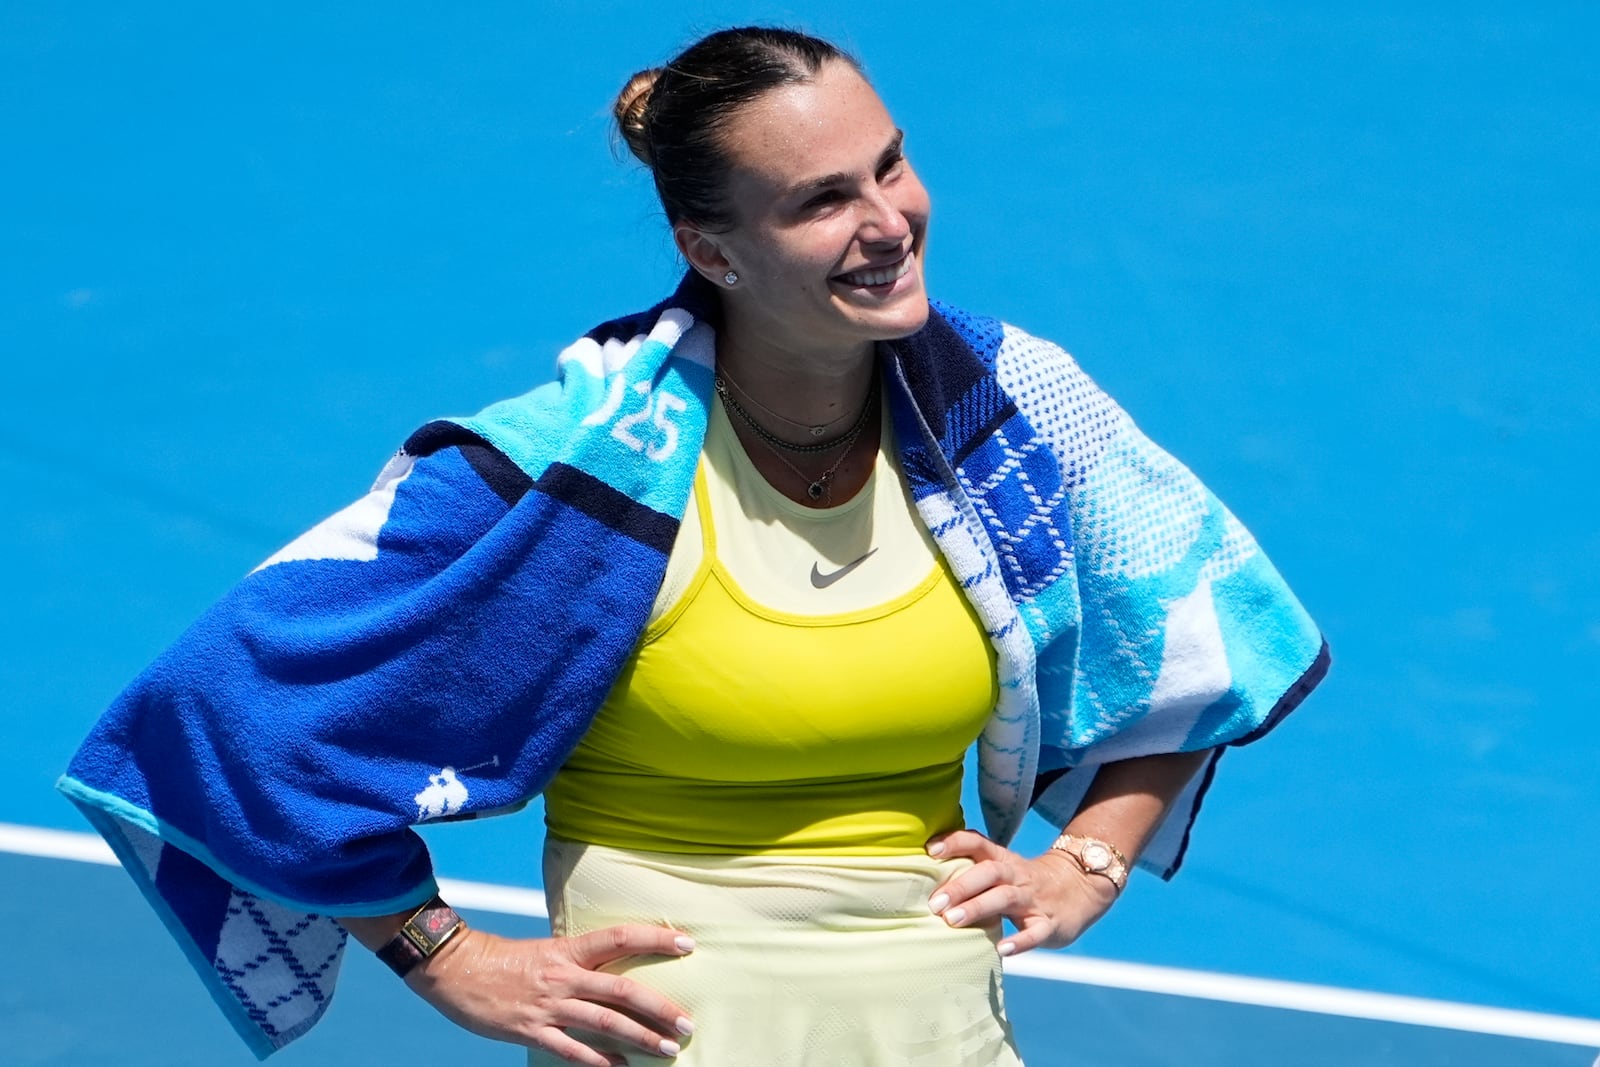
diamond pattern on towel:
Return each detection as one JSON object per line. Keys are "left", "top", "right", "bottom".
{"left": 956, "top": 421, "right": 1074, "bottom": 601}
{"left": 995, "top": 329, "right": 1207, "bottom": 580}
{"left": 213, "top": 889, "right": 344, "bottom": 1043}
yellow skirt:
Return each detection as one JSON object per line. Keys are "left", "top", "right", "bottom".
{"left": 531, "top": 838, "right": 1025, "bottom": 1067}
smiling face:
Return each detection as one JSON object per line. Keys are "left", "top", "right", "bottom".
{"left": 676, "top": 61, "right": 932, "bottom": 364}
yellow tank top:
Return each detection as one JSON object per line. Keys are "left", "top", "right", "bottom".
{"left": 542, "top": 416, "right": 998, "bottom": 856}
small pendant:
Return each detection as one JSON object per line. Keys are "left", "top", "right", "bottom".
{"left": 807, "top": 481, "right": 825, "bottom": 500}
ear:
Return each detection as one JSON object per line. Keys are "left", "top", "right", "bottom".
{"left": 674, "top": 223, "right": 734, "bottom": 284}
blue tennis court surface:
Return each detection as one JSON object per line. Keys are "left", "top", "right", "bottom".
{"left": 6, "top": 3, "right": 1597, "bottom": 1064}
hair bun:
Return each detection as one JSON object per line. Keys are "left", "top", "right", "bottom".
{"left": 613, "top": 67, "right": 662, "bottom": 166}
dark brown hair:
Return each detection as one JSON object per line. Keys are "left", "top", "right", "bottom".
{"left": 613, "top": 27, "right": 860, "bottom": 231}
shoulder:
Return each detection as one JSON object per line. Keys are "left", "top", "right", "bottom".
{"left": 928, "top": 299, "right": 1131, "bottom": 479}
{"left": 929, "top": 299, "right": 1085, "bottom": 378}
{"left": 928, "top": 299, "right": 1106, "bottom": 410}
{"left": 426, "top": 281, "right": 717, "bottom": 480}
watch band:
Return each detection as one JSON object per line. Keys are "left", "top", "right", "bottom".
{"left": 1049, "top": 832, "right": 1131, "bottom": 893}
{"left": 376, "top": 895, "right": 466, "bottom": 978}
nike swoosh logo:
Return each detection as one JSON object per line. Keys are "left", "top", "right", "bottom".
{"left": 810, "top": 548, "right": 878, "bottom": 589}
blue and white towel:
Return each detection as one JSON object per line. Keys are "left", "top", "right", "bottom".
{"left": 60, "top": 274, "right": 1328, "bottom": 1056}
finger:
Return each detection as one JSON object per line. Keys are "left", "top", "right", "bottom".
{"left": 560, "top": 1000, "right": 687, "bottom": 1059}
{"left": 926, "top": 828, "right": 1006, "bottom": 861}
{"left": 529, "top": 1026, "right": 626, "bottom": 1067}
{"left": 926, "top": 830, "right": 1015, "bottom": 907}
{"left": 928, "top": 858, "right": 1010, "bottom": 915}
{"left": 938, "top": 882, "right": 1027, "bottom": 929}
{"left": 997, "top": 915, "right": 1056, "bottom": 957}
{"left": 568, "top": 966, "right": 695, "bottom": 1040}
{"left": 566, "top": 923, "right": 696, "bottom": 968}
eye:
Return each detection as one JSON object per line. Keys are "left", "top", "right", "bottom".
{"left": 878, "top": 151, "right": 905, "bottom": 181}
{"left": 802, "top": 189, "right": 844, "bottom": 212}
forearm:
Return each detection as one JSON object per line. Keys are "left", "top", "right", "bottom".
{"left": 338, "top": 907, "right": 696, "bottom": 1062}
{"left": 339, "top": 911, "right": 420, "bottom": 953}
{"left": 1061, "top": 748, "right": 1215, "bottom": 863}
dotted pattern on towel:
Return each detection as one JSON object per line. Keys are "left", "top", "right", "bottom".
{"left": 994, "top": 327, "right": 1218, "bottom": 581}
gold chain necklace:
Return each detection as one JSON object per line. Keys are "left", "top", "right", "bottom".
{"left": 714, "top": 372, "right": 876, "bottom": 456}
{"left": 716, "top": 368, "right": 854, "bottom": 439}
{"left": 716, "top": 375, "right": 878, "bottom": 502}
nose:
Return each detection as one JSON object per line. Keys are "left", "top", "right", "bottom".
{"left": 859, "top": 186, "right": 911, "bottom": 247}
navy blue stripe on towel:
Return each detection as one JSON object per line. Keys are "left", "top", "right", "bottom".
{"left": 533, "top": 463, "right": 678, "bottom": 556}
{"left": 403, "top": 421, "right": 533, "bottom": 506}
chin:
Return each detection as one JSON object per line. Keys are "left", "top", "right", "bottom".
{"left": 871, "top": 296, "right": 931, "bottom": 340}
{"left": 825, "top": 247, "right": 931, "bottom": 342}
{"left": 834, "top": 286, "right": 930, "bottom": 342}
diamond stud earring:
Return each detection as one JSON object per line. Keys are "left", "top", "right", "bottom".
{"left": 723, "top": 270, "right": 739, "bottom": 286}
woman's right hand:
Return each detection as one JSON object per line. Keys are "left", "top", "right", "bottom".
{"left": 406, "top": 924, "right": 696, "bottom": 1066}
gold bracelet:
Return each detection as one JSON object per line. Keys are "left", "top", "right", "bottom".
{"left": 1049, "top": 832, "right": 1131, "bottom": 892}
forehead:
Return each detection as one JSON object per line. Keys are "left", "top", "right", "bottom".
{"left": 718, "top": 62, "right": 896, "bottom": 193}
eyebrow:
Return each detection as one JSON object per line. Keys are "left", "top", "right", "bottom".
{"left": 788, "top": 129, "right": 905, "bottom": 197}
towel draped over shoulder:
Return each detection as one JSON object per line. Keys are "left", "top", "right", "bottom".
{"left": 60, "top": 275, "right": 1328, "bottom": 1056}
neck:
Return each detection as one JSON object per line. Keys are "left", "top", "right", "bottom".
{"left": 715, "top": 311, "right": 877, "bottom": 438}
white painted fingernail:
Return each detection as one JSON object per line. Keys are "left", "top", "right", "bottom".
{"left": 945, "top": 907, "right": 966, "bottom": 926}
{"left": 998, "top": 941, "right": 1016, "bottom": 957}
{"left": 675, "top": 1016, "right": 695, "bottom": 1036}
{"left": 660, "top": 1038, "right": 681, "bottom": 1056}
{"left": 674, "top": 935, "right": 696, "bottom": 953}
{"left": 929, "top": 893, "right": 949, "bottom": 913}
{"left": 927, "top": 841, "right": 946, "bottom": 856}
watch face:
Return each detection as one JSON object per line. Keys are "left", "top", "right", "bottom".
{"left": 1080, "top": 842, "right": 1112, "bottom": 872}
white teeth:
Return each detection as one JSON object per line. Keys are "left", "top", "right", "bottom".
{"left": 839, "top": 254, "right": 912, "bottom": 288}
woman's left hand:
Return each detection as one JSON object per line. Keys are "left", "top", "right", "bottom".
{"left": 925, "top": 829, "right": 1120, "bottom": 956}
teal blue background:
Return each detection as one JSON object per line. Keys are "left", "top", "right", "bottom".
{"left": 5, "top": 3, "right": 1596, "bottom": 1063}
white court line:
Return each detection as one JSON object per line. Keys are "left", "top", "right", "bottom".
{"left": 5, "top": 822, "right": 119, "bottom": 865}
{"left": 0, "top": 822, "right": 552, "bottom": 914}
{"left": 8, "top": 821, "right": 1598, "bottom": 1049}
{"left": 1003, "top": 953, "right": 1600, "bottom": 1048}
{"left": 436, "top": 876, "right": 548, "bottom": 917}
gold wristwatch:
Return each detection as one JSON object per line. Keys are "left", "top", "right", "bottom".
{"left": 1049, "top": 832, "right": 1131, "bottom": 892}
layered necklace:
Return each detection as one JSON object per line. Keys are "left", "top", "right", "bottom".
{"left": 714, "top": 369, "right": 878, "bottom": 503}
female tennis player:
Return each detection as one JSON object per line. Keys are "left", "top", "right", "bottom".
{"left": 61, "top": 25, "right": 1327, "bottom": 1067}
